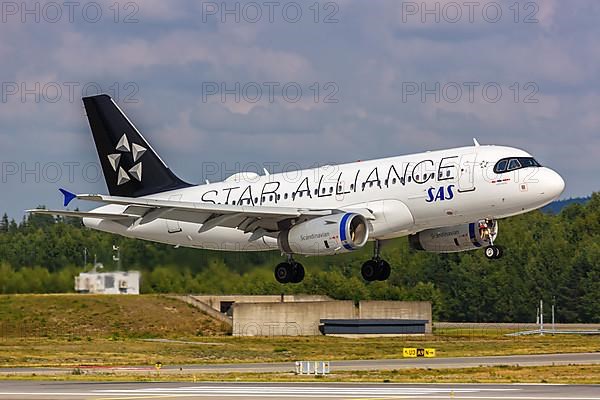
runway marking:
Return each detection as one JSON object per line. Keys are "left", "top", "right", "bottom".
{"left": 91, "top": 385, "right": 523, "bottom": 398}
{"left": 0, "top": 392, "right": 597, "bottom": 400}
{"left": 93, "top": 396, "right": 187, "bottom": 400}
{"left": 0, "top": 385, "right": 598, "bottom": 399}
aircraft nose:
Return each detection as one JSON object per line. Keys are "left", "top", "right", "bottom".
{"left": 542, "top": 168, "right": 565, "bottom": 200}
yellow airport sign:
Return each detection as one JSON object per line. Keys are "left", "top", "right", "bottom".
{"left": 403, "top": 348, "right": 417, "bottom": 358}
{"left": 424, "top": 348, "right": 436, "bottom": 357}
{"left": 403, "top": 348, "right": 436, "bottom": 358}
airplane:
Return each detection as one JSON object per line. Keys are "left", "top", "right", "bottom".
{"left": 28, "top": 94, "right": 565, "bottom": 284}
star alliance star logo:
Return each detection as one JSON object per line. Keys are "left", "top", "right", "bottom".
{"left": 107, "top": 134, "right": 146, "bottom": 185}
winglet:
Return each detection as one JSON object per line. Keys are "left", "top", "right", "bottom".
{"left": 473, "top": 138, "right": 481, "bottom": 147}
{"left": 59, "top": 188, "right": 76, "bottom": 207}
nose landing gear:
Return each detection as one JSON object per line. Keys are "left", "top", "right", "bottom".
{"left": 481, "top": 219, "right": 503, "bottom": 260}
{"left": 484, "top": 244, "right": 504, "bottom": 259}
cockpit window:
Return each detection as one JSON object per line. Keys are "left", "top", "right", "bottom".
{"left": 520, "top": 158, "right": 540, "bottom": 168}
{"left": 494, "top": 157, "right": 541, "bottom": 174}
{"left": 508, "top": 159, "right": 522, "bottom": 171}
{"left": 495, "top": 159, "right": 508, "bottom": 173}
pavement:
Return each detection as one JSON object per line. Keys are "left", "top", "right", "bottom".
{"left": 0, "top": 382, "right": 598, "bottom": 399}
{"left": 0, "top": 352, "right": 598, "bottom": 376}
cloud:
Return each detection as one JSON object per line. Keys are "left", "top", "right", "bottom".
{"left": 0, "top": 0, "right": 599, "bottom": 217}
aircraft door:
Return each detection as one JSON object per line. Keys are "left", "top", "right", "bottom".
{"left": 457, "top": 153, "right": 478, "bottom": 193}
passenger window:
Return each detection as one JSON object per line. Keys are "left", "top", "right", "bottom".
{"left": 329, "top": 187, "right": 333, "bottom": 193}
{"left": 284, "top": 193, "right": 288, "bottom": 200}
{"left": 322, "top": 188, "right": 326, "bottom": 194}
{"left": 269, "top": 195, "right": 273, "bottom": 201}
{"left": 350, "top": 184, "right": 354, "bottom": 190}
{"left": 392, "top": 178, "right": 397, "bottom": 184}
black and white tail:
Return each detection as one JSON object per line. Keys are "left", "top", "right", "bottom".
{"left": 83, "top": 94, "right": 191, "bottom": 197}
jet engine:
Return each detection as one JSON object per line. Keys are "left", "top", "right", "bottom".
{"left": 278, "top": 213, "right": 369, "bottom": 256}
{"left": 409, "top": 220, "right": 498, "bottom": 253}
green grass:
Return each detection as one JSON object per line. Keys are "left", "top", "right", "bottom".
{"left": 2, "top": 365, "right": 600, "bottom": 384}
{"left": 1, "top": 294, "right": 598, "bottom": 372}
{"left": 1, "top": 334, "right": 599, "bottom": 368}
{"left": 0, "top": 294, "right": 230, "bottom": 339}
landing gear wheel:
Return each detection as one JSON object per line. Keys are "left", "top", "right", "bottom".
{"left": 493, "top": 245, "right": 503, "bottom": 259}
{"left": 275, "top": 261, "right": 305, "bottom": 284}
{"left": 361, "top": 260, "right": 379, "bottom": 282}
{"left": 290, "top": 262, "right": 305, "bottom": 284}
{"left": 274, "top": 262, "right": 292, "bottom": 284}
{"left": 485, "top": 245, "right": 503, "bottom": 260}
{"left": 377, "top": 259, "right": 391, "bottom": 281}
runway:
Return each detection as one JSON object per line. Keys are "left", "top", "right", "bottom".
{"left": 1, "top": 352, "right": 598, "bottom": 376}
{"left": 162, "top": 352, "right": 600, "bottom": 374}
{"left": 0, "top": 382, "right": 598, "bottom": 399}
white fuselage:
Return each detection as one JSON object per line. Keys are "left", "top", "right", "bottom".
{"left": 83, "top": 145, "right": 565, "bottom": 252}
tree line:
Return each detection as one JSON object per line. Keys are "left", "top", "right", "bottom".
{"left": 0, "top": 193, "right": 598, "bottom": 322}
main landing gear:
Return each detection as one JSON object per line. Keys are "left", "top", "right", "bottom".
{"left": 361, "top": 240, "right": 391, "bottom": 282}
{"left": 481, "top": 219, "right": 503, "bottom": 260}
{"left": 274, "top": 255, "right": 305, "bottom": 284}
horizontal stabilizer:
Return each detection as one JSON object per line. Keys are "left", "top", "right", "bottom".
{"left": 26, "top": 209, "right": 138, "bottom": 221}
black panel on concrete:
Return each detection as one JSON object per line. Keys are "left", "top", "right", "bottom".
{"left": 320, "top": 319, "right": 428, "bottom": 335}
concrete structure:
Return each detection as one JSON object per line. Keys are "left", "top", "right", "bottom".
{"left": 74, "top": 271, "right": 140, "bottom": 294}
{"left": 230, "top": 299, "right": 432, "bottom": 337}
{"left": 175, "top": 295, "right": 432, "bottom": 337}
{"left": 191, "top": 295, "right": 331, "bottom": 315}
{"left": 359, "top": 301, "right": 432, "bottom": 333}
{"left": 233, "top": 301, "right": 355, "bottom": 336}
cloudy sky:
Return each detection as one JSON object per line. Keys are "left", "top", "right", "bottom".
{"left": 0, "top": 0, "right": 598, "bottom": 217}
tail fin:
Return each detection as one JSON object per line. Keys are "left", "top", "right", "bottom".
{"left": 83, "top": 94, "right": 192, "bottom": 197}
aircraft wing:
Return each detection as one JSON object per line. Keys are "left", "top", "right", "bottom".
{"left": 46, "top": 192, "right": 375, "bottom": 238}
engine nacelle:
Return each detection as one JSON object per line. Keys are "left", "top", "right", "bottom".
{"left": 409, "top": 221, "right": 498, "bottom": 253}
{"left": 278, "top": 213, "right": 369, "bottom": 256}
